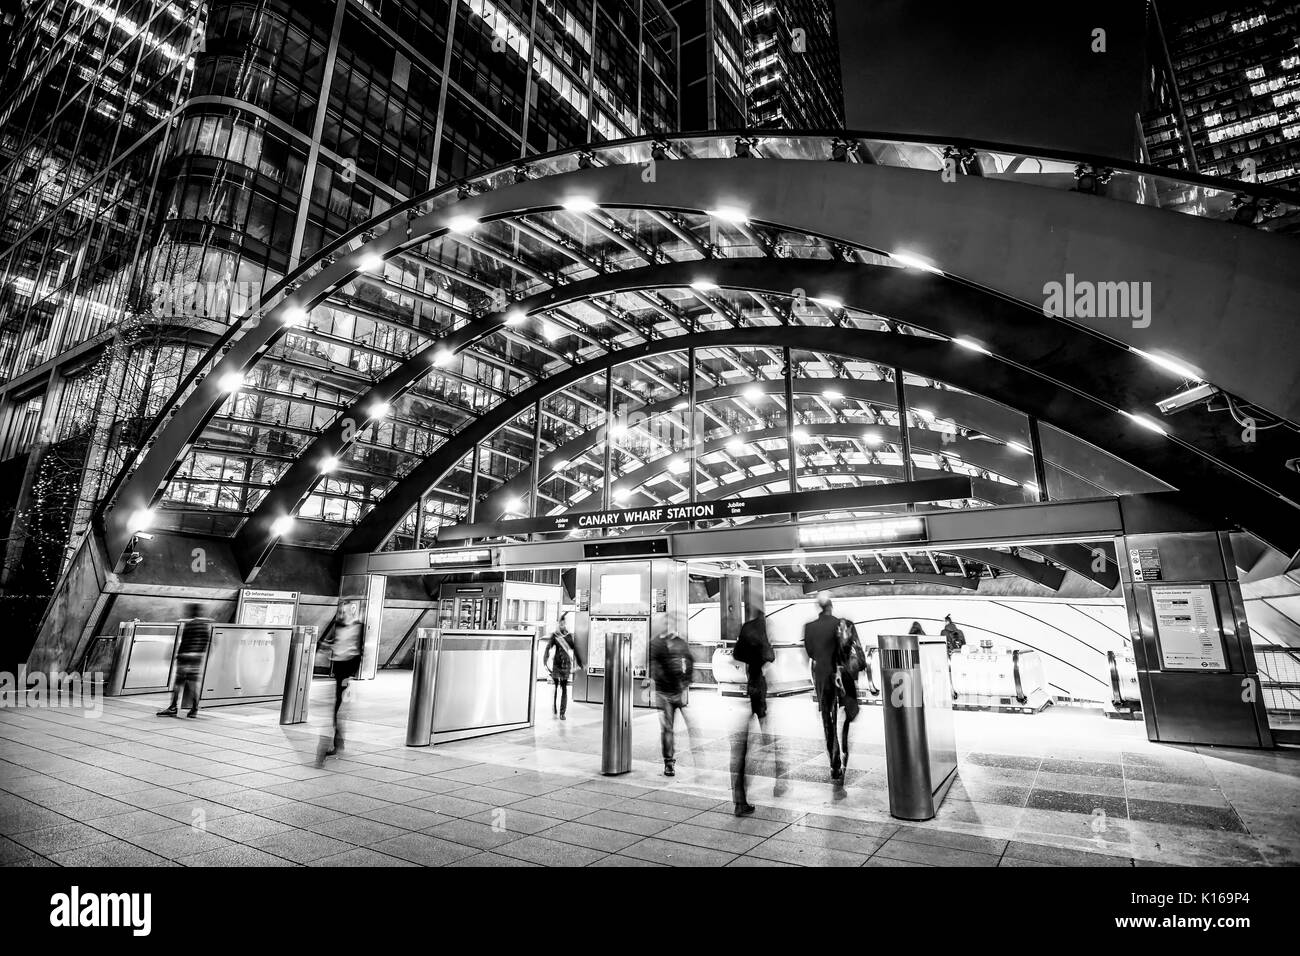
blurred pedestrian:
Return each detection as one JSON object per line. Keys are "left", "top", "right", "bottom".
{"left": 543, "top": 613, "right": 578, "bottom": 719}
{"left": 835, "top": 613, "right": 867, "bottom": 775}
{"left": 157, "top": 603, "right": 212, "bottom": 719}
{"left": 803, "top": 593, "right": 848, "bottom": 781}
{"left": 649, "top": 611, "right": 694, "bottom": 777}
{"left": 317, "top": 602, "right": 364, "bottom": 766}
{"left": 941, "top": 614, "right": 966, "bottom": 656}
{"left": 731, "top": 607, "right": 786, "bottom": 815}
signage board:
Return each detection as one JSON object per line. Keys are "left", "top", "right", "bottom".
{"left": 435, "top": 476, "right": 972, "bottom": 541}
{"left": 1152, "top": 584, "right": 1227, "bottom": 671}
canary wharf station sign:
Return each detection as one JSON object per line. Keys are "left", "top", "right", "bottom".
{"left": 436, "top": 476, "right": 971, "bottom": 542}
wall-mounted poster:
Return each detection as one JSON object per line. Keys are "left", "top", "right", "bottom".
{"left": 1152, "top": 584, "right": 1227, "bottom": 671}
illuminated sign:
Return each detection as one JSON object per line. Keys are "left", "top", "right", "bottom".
{"left": 436, "top": 476, "right": 971, "bottom": 541}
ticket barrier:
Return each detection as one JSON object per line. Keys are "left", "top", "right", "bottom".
{"left": 711, "top": 642, "right": 813, "bottom": 697}
{"left": 280, "top": 626, "right": 320, "bottom": 724}
{"left": 878, "top": 633, "right": 958, "bottom": 821}
{"left": 105, "top": 622, "right": 180, "bottom": 696}
{"left": 1106, "top": 649, "right": 1143, "bottom": 719}
{"left": 199, "top": 624, "right": 294, "bottom": 707}
{"left": 407, "top": 628, "right": 538, "bottom": 745}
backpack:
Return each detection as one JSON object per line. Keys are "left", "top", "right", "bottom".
{"left": 837, "top": 618, "right": 867, "bottom": 677}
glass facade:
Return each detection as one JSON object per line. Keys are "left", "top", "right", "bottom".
{"left": 743, "top": 0, "right": 844, "bottom": 130}
{"left": 1159, "top": 1, "right": 1300, "bottom": 187}
{"left": 0, "top": 0, "right": 679, "bottom": 597}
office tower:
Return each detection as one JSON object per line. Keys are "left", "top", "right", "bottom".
{"left": 744, "top": 0, "right": 844, "bottom": 129}
{"left": 0, "top": 0, "right": 680, "bottom": 626}
{"left": 669, "top": 0, "right": 748, "bottom": 129}
{"left": 1157, "top": 0, "right": 1300, "bottom": 186}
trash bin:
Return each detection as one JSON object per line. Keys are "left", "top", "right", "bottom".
{"left": 406, "top": 629, "right": 440, "bottom": 747}
{"left": 601, "top": 630, "right": 632, "bottom": 775}
{"left": 280, "top": 625, "right": 319, "bottom": 725}
{"left": 877, "top": 633, "right": 959, "bottom": 821}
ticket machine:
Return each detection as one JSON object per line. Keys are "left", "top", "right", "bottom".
{"left": 571, "top": 560, "right": 689, "bottom": 708}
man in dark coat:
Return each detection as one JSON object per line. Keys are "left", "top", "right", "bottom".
{"left": 730, "top": 608, "right": 786, "bottom": 814}
{"left": 543, "top": 614, "right": 578, "bottom": 719}
{"left": 157, "top": 603, "right": 212, "bottom": 719}
{"left": 803, "top": 592, "right": 847, "bottom": 781}
{"left": 649, "top": 611, "right": 694, "bottom": 777}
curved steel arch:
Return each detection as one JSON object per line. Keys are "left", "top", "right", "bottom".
{"left": 340, "top": 325, "right": 1300, "bottom": 557}
{"left": 106, "top": 153, "right": 1300, "bottom": 570}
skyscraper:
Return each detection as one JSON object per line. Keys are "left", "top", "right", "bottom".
{"left": 0, "top": 0, "right": 680, "bottom": 628}
{"left": 744, "top": 0, "right": 844, "bottom": 129}
{"left": 1156, "top": 0, "right": 1300, "bottom": 186}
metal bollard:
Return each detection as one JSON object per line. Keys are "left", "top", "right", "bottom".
{"left": 280, "top": 625, "right": 318, "bottom": 725}
{"left": 878, "top": 633, "right": 938, "bottom": 820}
{"left": 601, "top": 631, "right": 632, "bottom": 775}
{"left": 406, "top": 629, "right": 440, "bottom": 746}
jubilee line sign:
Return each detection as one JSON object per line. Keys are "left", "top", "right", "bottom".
{"left": 434, "top": 475, "right": 973, "bottom": 542}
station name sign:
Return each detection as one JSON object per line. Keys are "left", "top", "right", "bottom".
{"left": 435, "top": 475, "right": 972, "bottom": 542}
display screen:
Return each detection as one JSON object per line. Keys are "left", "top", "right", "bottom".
{"left": 599, "top": 573, "right": 643, "bottom": 606}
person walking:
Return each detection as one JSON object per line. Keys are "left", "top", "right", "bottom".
{"left": 649, "top": 611, "right": 694, "bottom": 777}
{"left": 835, "top": 613, "right": 867, "bottom": 776}
{"left": 157, "top": 603, "right": 212, "bottom": 719}
{"left": 803, "top": 593, "right": 847, "bottom": 781}
{"left": 730, "top": 608, "right": 786, "bottom": 815}
{"left": 543, "top": 614, "right": 578, "bottom": 719}
{"left": 317, "top": 603, "right": 364, "bottom": 766}
{"left": 941, "top": 614, "right": 966, "bottom": 656}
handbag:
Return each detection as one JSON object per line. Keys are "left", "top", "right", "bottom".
{"left": 837, "top": 618, "right": 866, "bottom": 677}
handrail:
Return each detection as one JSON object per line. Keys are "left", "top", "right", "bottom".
{"left": 92, "top": 126, "right": 1300, "bottom": 526}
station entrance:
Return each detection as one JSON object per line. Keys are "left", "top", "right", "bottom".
{"left": 326, "top": 491, "right": 1276, "bottom": 814}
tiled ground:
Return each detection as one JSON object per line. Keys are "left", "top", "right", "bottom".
{"left": 1, "top": 674, "right": 1297, "bottom": 867}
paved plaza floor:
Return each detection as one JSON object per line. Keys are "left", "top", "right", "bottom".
{"left": 2, "top": 673, "right": 1297, "bottom": 867}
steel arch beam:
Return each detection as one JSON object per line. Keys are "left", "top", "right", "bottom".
{"left": 108, "top": 167, "right": 1299, "bottom": 571}
{"left": 243, "top": 257, "right": 1293, "bottom": 572}
{"left": 946, "top": 548, "right": 1068, "bottom": 591}
{"left": 341, "top": 325, "right": 1300, "bottom": 557}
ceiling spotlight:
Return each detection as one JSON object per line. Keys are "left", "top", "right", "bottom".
{"left": 953, "top": 337, "right": 991, "bottom": 355}
{"left": 270, "top": 515, "right": 295, "bottom": 537}
{"left": 792, "top": 427, "right": 811, "bottom": 443}
{"left": 432, "top": 347, "right": 454, "bottom": 366}
{"left": 612, "top": 487, "right": 631, "bottom": 501}
{"left": 552, "top": 459, "right": 569, "bottom": 472}
{"left": 368, "top": 401, "right": 391, "bottom": 419}
{"left": 446, "top": 215, "right": 479, "bottom": 234}
{"left": 812, "top": 295, "right": 844, "bottom": 310}
{"left": 1122, "top": 410, "right": 1169, "bottom": 436}
{"left": 668, "top": 457, "right": 689, "bottom": 474}
{"left": 504, "top": 308, "right": 526, "bottom": 326}
{"left": 356, "top": 253, "right": 384, "bottom": 272}
{"left": 914, "top": 408, "right": 935, "bottom": 421}
{"left": 822, "top": 388, "right": 843, "bottom": 401}
{"left": 505, "top": 496, "right": 524, "bottom": 513}
{"left": 742, "top": 384, "right": 764, "bottom": 402}
{"left": 862, "top": 430, "right": 883, "bottom": 446}
{"left": 690, "top": 279, "right": 719, "bottom": 292}
{"left": 726, "top": 437, "right": 746, "bottom": 453}
{"left": 890, "top": 251, "right": 943, "bottom": 274}
{"left": 281, "top": 306, "right": 308, "bottom": 326}
{"left": 562, "top": 196, "right": 597, "bottom": 214}
{"left": 217, "top": 371, "right": 244, "bottom": 393}
{"left": 130, "top": 508, "right": 155, "bottom": 532}
{"left": 1129, "top": 347, "right": 1200, "bottom": 381}
{"left": 319, "top": 455, "right": 339, "bottom": 473}
{"left": 1006, "top": 440, "right": 1031, "bottom": 455}
{"left": 540, "top": 322, "right": 560, "bottom": 341}
{"left": 707, "top": 206, "right": 750, "bottom": 224}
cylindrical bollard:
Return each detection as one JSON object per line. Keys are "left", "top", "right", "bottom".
{"left": 878, "top": 633, "right": 936, "bottom": 821}
{"left": 601, "top": 631, "right": 632, "bottom": 775}
{"left": 406, "top": 630, "right": 439, "bottom": 747}
{"left": 280, "top": 625, "right": 318, "bottom": 725}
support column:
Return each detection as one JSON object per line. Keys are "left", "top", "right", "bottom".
{"left": 782, "top": 347, "right": 797, "bottom": 521}
{"left": 894, "top": 366, "right": 914, "bottom": 512}
{"left": 719, "top": 574, "right": 745, "bottom": 644}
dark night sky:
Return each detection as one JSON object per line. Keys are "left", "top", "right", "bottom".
{"left": 831, "top": 0, "right": 1262, "bottom": 159}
